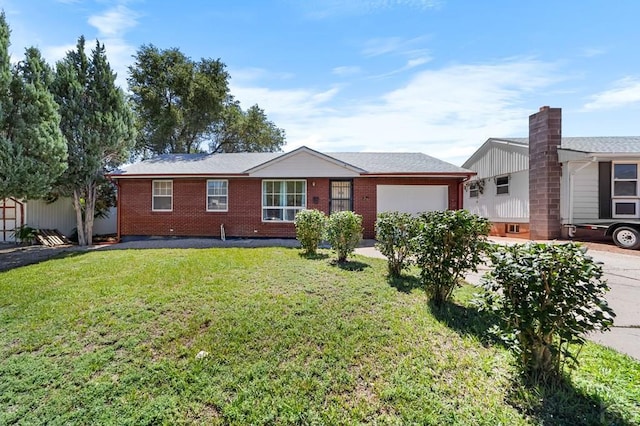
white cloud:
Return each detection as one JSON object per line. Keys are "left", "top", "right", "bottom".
{"left": 580, "top": 47, "right": 606, "bottom": 58}
{"left": 231, "top": 58, "right": 558, "bottom": 165}
{"left": 41, "top": 43, "right": 77, "bottom": 64}
{"left": 301, "top": 0, "right": 440, "bottom": 19}
{"left": 332, "top": 66, "right": 361, "bottom": 76}
{"left": 583, "top": 77, "right": 640, "bottom": 111}
{"left": 362, "top": 35, "right": 429, "bottom": 58}
{"left": 230, "top": 67, "right": 295, "bottom": 84}
{"left": 88, "top": 4, "right": 138, "bottom": 38}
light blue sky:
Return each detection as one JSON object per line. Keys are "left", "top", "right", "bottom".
{"left": 2, "top": 0, "right": 640, "bottom": 165}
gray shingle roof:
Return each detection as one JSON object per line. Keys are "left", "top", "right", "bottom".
{"left": 113, "top": 147, "right": 472, "bottom": 176}
{"left": 329, "top": 152, "right": 469, "bottom": 174}
{"left": 497, "top": 136, "right": 640, "bottom": 153}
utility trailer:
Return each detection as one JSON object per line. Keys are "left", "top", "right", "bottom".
{"left": 565, "top": 220, "right": 640, "bottom": 250}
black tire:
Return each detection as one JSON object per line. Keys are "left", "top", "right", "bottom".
{"left": 612, "top": 226, "right": 640, "bottom": 250}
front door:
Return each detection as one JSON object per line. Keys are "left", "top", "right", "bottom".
{"left": 330, "top": 180, "right": 353, "bottom": 213}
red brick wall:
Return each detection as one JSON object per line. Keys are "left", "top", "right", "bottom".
{"left": 117, "top": 177, "right": 463, "bottom": 239}
{"left": 529, "top": 106, "right": 562, "bottom": 240}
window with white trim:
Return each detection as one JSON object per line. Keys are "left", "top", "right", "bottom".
{"left": 206, "top": 180, "right": 228, "bottom": 211}
{"left": 152, "top": 180, "right": 173, "bottom": 211}
{"left": 496, "top": 176, "right": 509, "bottom": 195}
{"left": 262, "top": 180, "right": 306, "bottom": 222}
{"left": 612, "top": 163, "right": 640, "bottom": 218}
{"left": 613, "top": 163, "right": 638, "bottom": 196}
{"left": 469, "top": 182, "right": 479, "bottom": 198}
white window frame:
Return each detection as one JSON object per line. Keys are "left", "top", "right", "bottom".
{"left": 495, "top": 175, "right": 509, "bottom": 195}
{"left": 152, "top": 180, "right": 173, "bottom": 212}
{"left": 206, "top": 179, "right": 228, "bottom": 212}
{"left": 469, "top": 182, "right": 479, "bottom": 198}
{"left": 612, "top": 199, "right": 639, "bottom": 218}
{"left": 262, "top": 179, "right": 306, "bottom": 222}
{"left": 612, "top": 162, "right": 639, "bottom": 197}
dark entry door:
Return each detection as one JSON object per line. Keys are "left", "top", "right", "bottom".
{"left": 330, "top": 180, "right": 353, "bottom": 213}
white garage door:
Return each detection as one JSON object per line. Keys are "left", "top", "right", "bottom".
{"left": 376, "top": 185, "right": 448, "bottom": 215}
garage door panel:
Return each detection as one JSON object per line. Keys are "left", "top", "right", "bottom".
{"left": 376, "top": 185, "right": 448, "bottom": 215}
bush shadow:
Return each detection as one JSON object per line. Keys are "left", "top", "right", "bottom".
{"left": 297, "top": 252, "right": 330, "bottom": 260}
{"left": 427, "top": 298, "right": 502, "bottom": 347}
{"left": 429, "top": 295, "right": 635, "bottom": 425}
{"left": 386, "top": 274, "right": 422, "bottom": 293}
{"left": 509, "top": 375, "right": 635, "bottom": 426}
{"left": 330, "top": 259, "right": 370, "bottom": 271}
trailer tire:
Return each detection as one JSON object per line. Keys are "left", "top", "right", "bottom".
{"left": 612, "top": 226, "right": 640, "bottom": 250}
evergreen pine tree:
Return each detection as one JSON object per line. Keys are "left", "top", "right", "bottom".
{"left": 53, "top": 37, "right": 136, "bottom": 245}
{"left": 0, "top": 13, "right": 67, "bottom": 199}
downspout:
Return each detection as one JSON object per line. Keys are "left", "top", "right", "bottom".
{"left": 114, "top": 178, "right": 122, "bottom": 242}
{"left": 567, "top": 158, "right": 596, "bottom": 236}
{"left": 459, "top": 175, "right": 472, "bottom": 210}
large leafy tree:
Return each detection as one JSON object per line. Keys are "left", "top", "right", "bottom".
{"left": 0, "top": 13, "right": 67, "bottom": 199}
{"left": 210, "top": 100, "right": 285, "bottom": 153}
{"left": 128, "top": 45, "right": 284, "bottom": 157}
{"left": 52, "top": 36, "right": 136, "bottom": 245}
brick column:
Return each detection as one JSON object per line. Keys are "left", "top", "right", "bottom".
{"left": 529, "top": 106, "right": 562, "bottom": 240}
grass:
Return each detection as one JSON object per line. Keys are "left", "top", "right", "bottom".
{"left": 0, "top": 247, "right": 638, "bottom": 425}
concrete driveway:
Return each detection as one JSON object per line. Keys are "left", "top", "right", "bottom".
{"left": 357, "top": 238, "right": 640, "bottom": 361}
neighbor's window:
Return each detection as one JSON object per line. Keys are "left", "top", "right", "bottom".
{"left": 614, "top": 202, "right": 637, "bottom": 216}
{"left": 207, "top": 180, "right": 228, "bottom": 211}
{"left": 262, "top": 180, "right": 306, "bottom": 222}
{"left": 496, "top": 176, "right": 509, "bottom": 195}
{"left": 152, "top": 180, "right": 173, "bottom": 211}
{"left": 469, "top": 182, "right": 479, "bottom": 198}
{"left": 613, "top": 163, "right": 638, "bottom": 197}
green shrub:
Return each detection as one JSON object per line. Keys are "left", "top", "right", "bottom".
{"left": 294, "top": 209, "right": 327, "bottom": 255}
{"left": 375, "top": 211, "right": 418, "bottom": 277}
{"left": 12, "top": 225, "right": 38, "bottom": 245}
{"left": 476, "top": 242, "right": 615, "bottom": 384}
{"left": 326, "top": 211, "right": 363, "bottom": 263}
{"left": 414, "top": 210, "right": 490, "bottom": 306}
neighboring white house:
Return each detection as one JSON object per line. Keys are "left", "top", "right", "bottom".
{"left": 462, "top": 106, "right": 640, "bottom": 244}
{"left": 0, "top": 197, "right": 116, "bottom": 243}
{"left": 462, "top": 138, "right": 530, "bottom": 237}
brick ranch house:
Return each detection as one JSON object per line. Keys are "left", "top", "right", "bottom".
{"left": 109, "top": 146, "right": 474, "bottom": 240}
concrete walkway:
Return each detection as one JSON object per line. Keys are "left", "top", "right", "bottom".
{"left": 355, "top": 238, "right": 640, "bottom": 361}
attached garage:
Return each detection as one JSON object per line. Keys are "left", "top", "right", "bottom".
{"left": 376, "top": 185, "right": 449, "bottom": 215}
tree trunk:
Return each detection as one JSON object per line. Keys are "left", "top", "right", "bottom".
{"left": 72, "top": 189, "right": 86, "bottom": 246}
{"left": 84, "top": 181, "right": 97, "bottom": 246}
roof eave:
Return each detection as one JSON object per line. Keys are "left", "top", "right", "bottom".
{"left": 108, "top": 173, "right": 250, "bottom": 179}
{"left": 361, "top": 172, "right": 475, "bottom": 178}
{"left": 461, "top": 138, "right": 528, "bottom": 169}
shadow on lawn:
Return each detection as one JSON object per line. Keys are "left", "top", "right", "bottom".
{"left": 386, "top": 274, "right": 421, "bottom": 293}
{"left": 508, "top": 376, "right": 635, "bottom": 426}
{"left": 0, "top": 246, "right": 88, "bottom": 273}
{"left": 430, "top": 299, "right": 635, "bottom": 425}
{"left": 298, "top": 252, "right": 330, "bottom": 261}
{"left": 330, "top": 259, "right": 370, "bottom": 271}
{"left": 428, "top": 298, "right": 501, "bottom": 346}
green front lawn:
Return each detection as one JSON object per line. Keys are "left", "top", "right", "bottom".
{"left": 0, "top": 247, "right": 638, "bottom": 425}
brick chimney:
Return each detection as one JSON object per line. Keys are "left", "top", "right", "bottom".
{"left": 529, "top": 106, "right": 562, "bottom": 240}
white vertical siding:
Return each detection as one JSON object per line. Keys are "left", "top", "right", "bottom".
{"left": 464, "top": 144, "right": 529, "bottom": 179}
{"left": 464, "top": 170, "right": 529, "bottom": 222}
{"left": 26, "top": 198, "right": 117, "bottom": 237}
{"left": 562, "top": 161, "right": 599, "bottom": 223}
